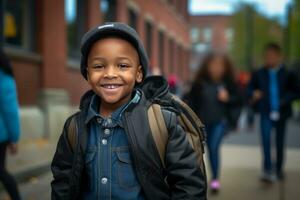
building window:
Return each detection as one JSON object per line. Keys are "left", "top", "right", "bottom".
{"left": 169, "top": 38, "right": 174, "bottom": 73}
{"left": 202, "top": 27, "right": 212, "bottom": 43}
{"left": 128, "top": 8, "right": 137, "bottom": 30}
{"left": 65, "top": 0, "right": 86, "bottom": 59}
{"left": 101, "top": 0, "right": 116, "bottom": 22}
{"left": 193, "top": 43, "right": 210, "bottom": 53}
{"left": 225, "top": 28, "right": 234, "bottom": 50}
{"left": 181, "top": 48, "right": 185, "bottom": 78}
{"left": 158, "top": 31, "right": 164, "bottom": 72}
{"left": 145, "top": 21, "right": 152, "bottom": 60}
{"left": 2, "top": 0, "right": 36, "bottom": 51}
{"left": 190, "top": 27, "right": 200, "bottom": 44}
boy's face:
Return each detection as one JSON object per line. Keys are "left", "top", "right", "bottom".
{"left": 87, "top": 37, "right": 143, "bottom": 108}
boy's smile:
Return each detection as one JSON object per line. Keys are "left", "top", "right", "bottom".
{"left": 87, "top": 37, "right": 143, "bottom": 115}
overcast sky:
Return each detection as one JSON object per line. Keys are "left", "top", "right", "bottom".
{"left": 189, "top": 0, "right": 292, "bottom": 22}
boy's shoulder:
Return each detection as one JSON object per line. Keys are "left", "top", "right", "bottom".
{"left": 63, "top": 111, "right": 82, "bottom": 130}
{"left": 79, "top": 90, "right": 95, "bottom": 110}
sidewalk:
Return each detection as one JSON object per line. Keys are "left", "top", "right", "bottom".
{"left": 1, "top": 143, "right": 299, "bottom": 200}
{"left": 6, "top": 138, "right": 56, "bottom": 182}
{"left": 207, "top": 145, "right": 300, "bottom": 200}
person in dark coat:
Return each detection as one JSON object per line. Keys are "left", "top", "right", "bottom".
{"left": 248, "top": 43, "right": 300, "bottom": 182}
{"left": 0, "top": 50, "right": 21, "bottom": 200}
{"left": 185, "top": 52, "right": 241, "bottom": 193}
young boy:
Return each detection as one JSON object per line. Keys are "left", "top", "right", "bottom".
{"left": 51, "top": 22, "right": 206, "bottom": 200}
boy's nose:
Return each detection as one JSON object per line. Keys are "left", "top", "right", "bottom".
{"left": 104, "top": 65, "right": 117, "bottom": 78}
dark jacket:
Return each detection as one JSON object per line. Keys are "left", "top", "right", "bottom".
{"left": 51, "top": 77, "right": 207, "bottom": 200}
{"left": 247, "top": 65, "right": 300, "bottom": 120}
{"left": 185, "top": 79, "right": 241, "bottom": 129}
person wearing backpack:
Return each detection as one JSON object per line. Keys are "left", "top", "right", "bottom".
{"left": 185, "top": 52, "right": 241, "bottom": 193}
{"left": 51, "top": 22, "right": 207, "bottom": 200}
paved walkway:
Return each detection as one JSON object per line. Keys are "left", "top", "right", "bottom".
{"left": 207, "top": 145, "right": 300, "bottom": 200}
{"left": 1, "top": 144, "right": 299, "bottom": 200}
{"left": 1, "top": 114, "right": 299, "bottom": 199}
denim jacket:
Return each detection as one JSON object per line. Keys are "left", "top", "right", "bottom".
{"left": 84, "top": 91, "right": 145, "bottom": 199}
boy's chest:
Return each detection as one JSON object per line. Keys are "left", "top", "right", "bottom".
{"left": 84, "top": 118, "right": 143, "bottom": 199}
{"left": 88, "top": 118, "right": 129, "bottom": 147}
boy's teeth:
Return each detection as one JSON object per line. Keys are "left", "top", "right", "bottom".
{"left": 104, "top": 85, "right": 119, "bottom": 89}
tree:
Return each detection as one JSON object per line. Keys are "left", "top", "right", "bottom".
{"left": 289, "top": 0, "right": 300, "bottom": 62}
{"left": 230, "top": 3, "right": 283, "bottom": 71}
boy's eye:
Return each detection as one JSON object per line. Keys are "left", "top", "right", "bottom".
{"left": 93, "top": 64, "right": 104, "bottom": 69}
{"left": 118, "top": 63, "right": 130, "bottom": 69}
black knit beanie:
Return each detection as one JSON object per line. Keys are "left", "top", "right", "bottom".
{"left": 80, "top": 22, "right": 149, "bottom": 80}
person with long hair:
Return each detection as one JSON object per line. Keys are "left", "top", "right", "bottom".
{"left": 185, "top": 52, "right": 241, "bottom": 193}
{"left": 0, "top": 50, "right": 21, "bottom": 200}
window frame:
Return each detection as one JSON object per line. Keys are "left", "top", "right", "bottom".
{"left": 2, "top": 0, "right": 37, "bottom": 52}
{"left": 65, "top": 0, "right": 87, "bottom": 60}
{"left": 145, "top": 21, "right": 153, "bottom": 60}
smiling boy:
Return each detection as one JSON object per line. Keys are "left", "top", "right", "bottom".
{"left": 51, "top": 22, "right": 206, "bottom": 200}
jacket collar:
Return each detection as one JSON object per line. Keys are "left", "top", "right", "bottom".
{"left": 83, "top": 90, "right": 141, "bottom": 124}
{"left": 79, "top": 75, "right": 169, "bottom": 116}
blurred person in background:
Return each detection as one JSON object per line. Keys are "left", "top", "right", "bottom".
{"left": 0, "top": 50, "right": 21, "bottom": 200}
{"left": 247, "top": 43, "right": 300, "bottom": 182}
{"left": 184, "top": 52, "right": 241, "bottom": 193}
{"left": 168, "top": 74, "right": 183, "bottom": 97}
{"left": 291, "top": 60, "right": 300, "bottom": 120}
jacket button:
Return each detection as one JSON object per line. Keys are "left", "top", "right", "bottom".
{"left": 104, "top": 129, "right": 110, "bottom": 135}
{"left": 101, "top": 177, "right": 108, "bottom": 184}
{"left": 102, "top": 139, "right": 107, "bottom": 145}
{"left": 97, "top": 118, "right": 102, "bottom": 124}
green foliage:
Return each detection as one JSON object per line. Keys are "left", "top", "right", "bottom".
{"left": 230, "top": 3, "right": 283, "bottom": 71}
{"left": 289, "top": 0, "right": 300, "bottom": 62}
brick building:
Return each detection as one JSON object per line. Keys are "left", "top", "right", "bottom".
{"left": 189, "top": 14, "right": 233, "bottom": 70}
{"left": 0, "top": 0, "right": 191, "bottom": 140}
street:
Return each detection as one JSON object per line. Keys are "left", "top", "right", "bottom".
{"left": 1, "top": 116, "right": 300, "bottom": 200}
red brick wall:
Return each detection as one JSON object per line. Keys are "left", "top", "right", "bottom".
{"left": 66, "top": 69, "right": 90, "bottom": 105}
{"left": 134, "top": 0, "right": 190, "bottom": 44}
{"left": 116, "top": 0, "right": 190, "bottom": 78}
{"left": 8, "top": 0, "right": 191, "bottom": 106}
{"left": 37, "top": 0, "right": 67, "bottom": 89}
{"left": 12, "top": 60, "right": 41, "bottom": 105}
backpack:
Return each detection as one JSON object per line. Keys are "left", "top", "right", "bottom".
{"left": 147, "top": 94, "right": 206, "bottom": 175}
{"left": 67, "top": 77, "right": 207, "bottom": 177}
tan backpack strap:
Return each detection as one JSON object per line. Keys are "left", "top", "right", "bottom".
{"left": 148, "top": 104, "right": 168, "bottom": 168}
{"left": 67, "top": 116, "right": 77, "bottom": 153}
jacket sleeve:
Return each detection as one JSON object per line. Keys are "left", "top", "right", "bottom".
{"left": 184, "top": 83, "right": 201, "bottom": 116}
{"left": 164, "top": 110, "right": 207, "bottom": 200}
{"left": 247, "top": 71, "right": 257, "bottom": 99}
{"left": 227, "top": 80, "right": 242, "bottom": 105}
{"left": 51, "top": 117, "right": 74, "bottom": 200}
{"left": 281, "top": 69, "right": 300, "bottom": 106}
{"left": 0, "top": 74, "right": 20, "bottom": 143}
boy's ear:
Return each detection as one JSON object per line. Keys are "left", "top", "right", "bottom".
{"left": 136, "top": 65, "right": 143, "bottom": 83}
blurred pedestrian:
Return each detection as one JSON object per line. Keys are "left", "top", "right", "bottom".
{"left": 185, "top": 52, "right": 241, "bottom": 193}
{"left": 247, "top": 43, "right": 300, "bottom": 182}
{"left": 168, "top": 74, "right": 182, "bottom": 97}
{"left": 0, "top": 50, "right": 21, "bottom": 200}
